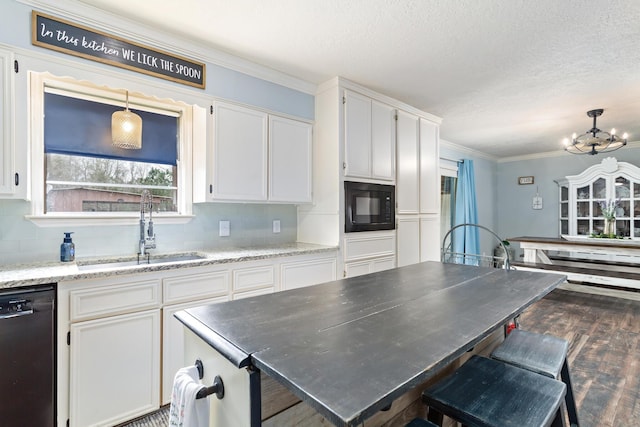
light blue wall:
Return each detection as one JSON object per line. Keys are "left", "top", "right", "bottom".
{"left": 0, "top": 2, "right": 310, "bottom": 264}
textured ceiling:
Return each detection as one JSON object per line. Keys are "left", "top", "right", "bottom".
{"left": 76, "top": 0, "right": 640, "bottom": 158}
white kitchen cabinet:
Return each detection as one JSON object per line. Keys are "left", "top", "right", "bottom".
{"left": 280, "top": 255, "right": 337, "bottom": 290}
{"left": 269, "top": 115, "right": 313, "bottom": 203}
{"left": 396, "top": 216, "right": 421, "bottom": 267}
{"left": 161, "top": 268, "right": 230, "bottom": 404}
{"left": 344, "top": 89, "right": 395, "bottom": 181}
{"left": 162, "top": 296, "right": 227, "bottom": 404}
{"left": 204, "top": 101, "right": 313, "bottom": 203}
{"left": 420, "top": 215, "right": 441, "bottom": 262}
{"left": 343, "top": 230, "right": 396, "bottom": 277}
{"left": 396, "top": 110, "right": 420, "bottom": 214}
{"left": 0, "top": 48, "right": 16, "bottom": 197}
{"left": 420, "top": 118, "right": 440, "bottom": 214}
{"left": 69, "top": 310, "right": 160, "bottom": 427}
{"left": 212, "top": 101, "right": 268, "bottom": 201}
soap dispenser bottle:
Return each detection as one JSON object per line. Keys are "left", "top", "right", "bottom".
{"left": 60, "top": 232, "right": 75, "bottom": 262}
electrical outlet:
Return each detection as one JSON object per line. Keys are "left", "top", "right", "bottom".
{"left": 219, "top": 220, "right": 230, "bottom": 237}
{"left": 273, "top": 219, "right": 281, "bottom": 233}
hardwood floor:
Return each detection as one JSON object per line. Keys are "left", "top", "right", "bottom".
{"left": 519, "top": 288, "right": 640, "bottom": 427}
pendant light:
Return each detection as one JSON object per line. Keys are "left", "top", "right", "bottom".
{"left": 112, "top": 90, "right": 142, "bottom": 149}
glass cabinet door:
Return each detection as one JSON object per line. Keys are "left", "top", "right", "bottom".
{"left": 559, "top": 185, "right": 569, "bottom": 235}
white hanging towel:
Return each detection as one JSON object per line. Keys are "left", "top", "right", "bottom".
{"left": 169, "top": 365, "right": 210, "bottom": 427}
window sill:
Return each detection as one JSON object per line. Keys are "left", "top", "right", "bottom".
{"left": 25, "top": 213, "right": 195, "bottom": 228}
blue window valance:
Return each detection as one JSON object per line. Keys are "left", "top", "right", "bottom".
{"left": 44, "top": 92, "right": 178, "bottom": 166}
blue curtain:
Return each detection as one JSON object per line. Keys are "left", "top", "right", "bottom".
{"left": 452, "top": 159, "right": 480, "bottom": 264}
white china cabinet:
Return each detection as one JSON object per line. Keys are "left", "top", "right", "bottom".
{"left": 557, "top": 157, "right": 640, "bottom": 238}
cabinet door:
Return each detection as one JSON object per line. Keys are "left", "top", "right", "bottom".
{"left": 69, "top": 310, "right": 160, "bottom": 427}
{"left": 420, "top": 215, "right": 441, "bottom": 262}
{"left": 344, "top": 90, "right": 372, "bottom": 178}
{"left": 269, "top": 115, "right": 312, "bottom": 203}
{"left": 396, "top": 111, "right": 420, "bottom": 214}
{"left": 371, "top": 100, "right": 396, "bottom": 181}
{"left": 212, "top": 102, "right": 268, "bottom": 201}
{"left": 162, "top": 296, "right": 228, "bottom": 405}
{"left": 420, "top": 118, "right": 439, "bottom": 213}
{"left": 0, "top": 48, "right": 14, "bottom": 196}
{"left": 396, "top": 216, "right": 420, "bottom": 267}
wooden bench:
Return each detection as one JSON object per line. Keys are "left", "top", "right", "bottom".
{"left": 512, "top": 256, "right": 640, "bottom": 291}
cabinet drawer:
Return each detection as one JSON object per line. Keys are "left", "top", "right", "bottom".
{"left": 281, "top": 257, "right": 337, "bottom": 290}
{"left": 163, "top": 270, "right": 230, "bottom": 304}
{"left": 344, "top": 232, "right": 396, "bottom": 262}
{"left": 70, "top": 280, "right": 160, "bottom": 321}
{"left": 232, "top": 265, "right": 275, "bottom": 292}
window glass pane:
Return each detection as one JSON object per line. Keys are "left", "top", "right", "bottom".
{"left": 577, "top": 201, "right": 589, "bottom": 217}
{"left": 577, "top": 185, "right": 589, "bottom": 199}
{"left": 577, "top": 219, "right": 589, "bottom": 235}
{"left": 615, "top": 177, "right": 630, "bottom": 199}
{"left": 560, "top": 186, "right": 568, "bottom": 201}
{"left": 593, "top": 219, "right": 604, "bottom": 234}
{"left": 560, "top": 202, "right": 568, "bottom": 217}
{"left": 45, "top": 154, "right": 176, "bottom": 213}
{"left": 617, "top": 220, "right": 630, "bottom": 237}
{"left": 593, "top": 178, "right": 606, "bottom": 199}
{"left": 634, "top": 182, "right": 640, "bottom": 198}
{"left": 560, "top": 220, "right": 568, "bottom": 235}
{"left": 618, "top": 201, "right": 630, "bottom": 217}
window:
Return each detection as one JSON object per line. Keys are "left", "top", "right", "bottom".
{"left": 28, "top": 72, "right": 196, "bottom": 226}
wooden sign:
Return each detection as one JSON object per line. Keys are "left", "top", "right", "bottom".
{"left": 31, "top": 11, "right": 206, "bottom": 89}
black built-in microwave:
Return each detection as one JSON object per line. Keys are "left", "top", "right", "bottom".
{"left": 344, "top": 181, "right": 395, "bottom": 232}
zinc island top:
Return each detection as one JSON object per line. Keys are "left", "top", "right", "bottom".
{"left": 176, "top": 261, "right": 566, "bottom": 427}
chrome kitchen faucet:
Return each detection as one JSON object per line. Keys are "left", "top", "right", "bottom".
{"left": 139, "top": 190, "right": 156, "bottom": 256}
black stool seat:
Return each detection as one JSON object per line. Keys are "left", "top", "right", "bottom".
{"left": 491, "top": 329, "right": 567, "bottom": 377}
{"left": 422, "top": 355, "right": 566, "bottom": 427}
{"left": 491, "top": 329, "right": 579, "bottom": 426}
{"left": 406, "top": 418, "right": 439, "bottom": 427}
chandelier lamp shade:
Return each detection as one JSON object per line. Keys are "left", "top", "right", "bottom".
{"left": 563, "top": 109, "right": 628, "bottom": 155}
{"left": 111, "top": 90, "right": 142, "bottom": 149}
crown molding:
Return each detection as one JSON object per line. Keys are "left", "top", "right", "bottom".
{"left": 440, "top": 139, "right": 498, "bottom": 162}
{"left": 19, "top": 0, "right": 317, "bottom": 94}
{"left": 497, "top": 139, "right": 640, "bottom": 163}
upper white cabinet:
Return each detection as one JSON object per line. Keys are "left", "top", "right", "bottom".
{"left": 269, "top": 115, "right": 312, "bottom": 203}
{"left": 419, "top": 118, "right": 440, "bottom": 214}
{"left": 211, "top": 101, "right": 269, "bottom": 201}
{"left": 557, "top": 157, "right": 640, "bottom": 238}
{"left": 0, "top": 48, "right": 16, "bottom": 197}
{"left": 396, "top": 110, "right": 420, "bottom": 214}
{"left": 344, "top": 90, "right": 395, "bottom": 181}
{"left": 200, "top": 100, "right": 312, "bottom": 203}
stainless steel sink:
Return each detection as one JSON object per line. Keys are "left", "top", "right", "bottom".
{"left": 77, "top": 253, "right": 207, "bottom": 271}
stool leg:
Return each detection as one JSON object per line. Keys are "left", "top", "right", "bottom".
{"left": 551, "top": 408, "right": 567, "bottom": 427}
{"left": 426, "top": 408, "right": 443, "bottom": 426}
{"left": 561, "top": 359, "right": 580, "bottom": 427}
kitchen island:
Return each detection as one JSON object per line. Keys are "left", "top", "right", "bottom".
{"left": 176, "top": 261, "right": 566, "bottom": 427}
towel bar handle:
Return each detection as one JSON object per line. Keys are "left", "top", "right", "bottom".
{"left": 194, "top": 359, "right": 225, "bottom": 400}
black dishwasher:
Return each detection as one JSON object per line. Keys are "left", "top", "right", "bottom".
{"left": 0, "top": 284, "right": 56, "bottom": 426}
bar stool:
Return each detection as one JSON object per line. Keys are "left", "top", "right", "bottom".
{"left": 406, "top": 418, "right": 439, "bottom": 427}
{"left": 490, "top": 329, "right": 579, "bottom": 427}
{"left": 422, "top": 355, "right": 566, "bottom": 427}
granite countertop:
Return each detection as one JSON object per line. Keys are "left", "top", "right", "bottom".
{"left": 0, "top": 243, "right": 338, "bottom": 289}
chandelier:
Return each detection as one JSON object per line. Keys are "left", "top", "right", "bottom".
{"left": 564, "top": 109, "right": 627, "bottom": 155}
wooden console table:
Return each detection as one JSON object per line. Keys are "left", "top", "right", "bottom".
{"left": 175, "top": 261, "right": 565, "bottom": 426}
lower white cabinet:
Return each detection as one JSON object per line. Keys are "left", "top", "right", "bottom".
{"left": 396, "top": 216, "right": 421, "bottom": 267}
{"left": 69, "top": 310, "right": 160, "bottom": 427}
{"left": 162, "top": 296, "right": 227, "bottom": 404}
{"left": 58, "top": 250, "right": 338, "bottom": 427}
{"left": 344, "top": 256, "right": 395, "bottom": 278}
{"left": 280, "top": 255, "right": 337, "bottom": 290}
{"left": 343, "top": 231, "right": 396, "bottom": 277}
